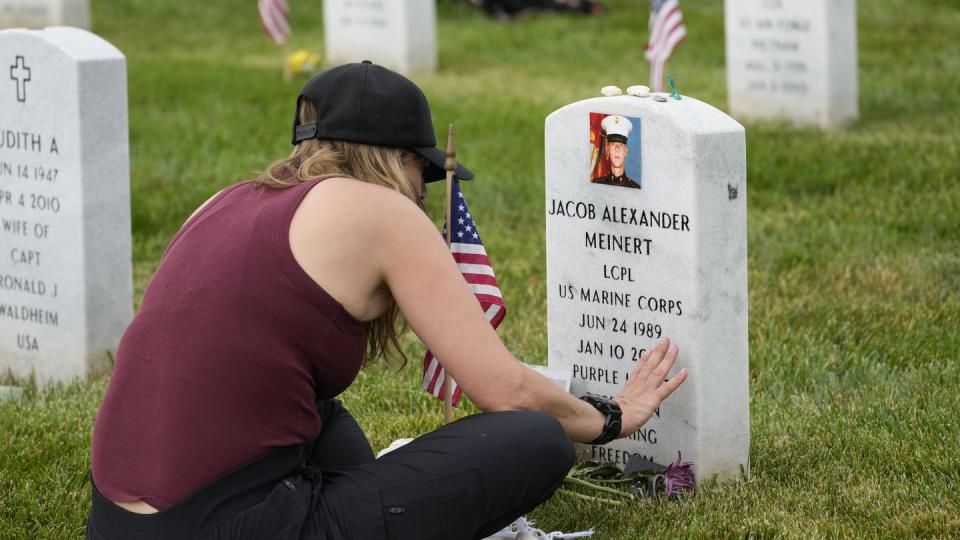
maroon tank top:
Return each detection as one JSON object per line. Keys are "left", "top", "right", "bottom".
{"left": 91, "top": 177, "right": 368, "bottom": 510}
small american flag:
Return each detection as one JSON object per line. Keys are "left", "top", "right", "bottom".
{"left": 644, "top": 0, "right": 687, "bottom": 92}
{"left": 258, "top": 0, "right": 291, "bottom": 45}
{"left": 421, "top": 177, "right": 507, "bottom": 405}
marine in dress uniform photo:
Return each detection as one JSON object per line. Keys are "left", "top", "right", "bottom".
{"left": 592, "top": 115, "right": 641, "bottom": 189}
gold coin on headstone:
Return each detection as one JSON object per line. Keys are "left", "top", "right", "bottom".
{"left": 653, "top": 95, "right": 668, "bottom": 102}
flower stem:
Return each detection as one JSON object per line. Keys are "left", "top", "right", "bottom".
{"left": 557, "top": 488, "right": 624, "bottom": 506}
{"left": 564, "top": 475, "right": 635, "bottom": 498}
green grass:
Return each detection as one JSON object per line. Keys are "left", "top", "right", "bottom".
{"left": 2, "top": 0, "right": 960, "bottom": 537}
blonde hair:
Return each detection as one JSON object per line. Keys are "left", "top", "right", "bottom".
{"left": 253, "top": 100, "right": 420, "bottom": 368}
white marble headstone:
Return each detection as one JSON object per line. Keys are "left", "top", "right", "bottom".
{"left": 0, "top": 0, "right": 89, "bottom": 29}
{"left": 0, "top": 27, "right": 131, "bottom": 385}
{"left": 323, "top": 0, "right": 436, "bottom": 74}
{"left": 545, "top": 93, "right": 749, "bottom": 482}
{"left": 725, "top": 0, "right": 858, "bottom": 128}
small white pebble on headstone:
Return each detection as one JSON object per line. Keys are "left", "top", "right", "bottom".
{"left": 626, "top": 85, "right": 650, "bottom": 97}
{"left": 600, "top": 86, "right": 622, "bottom": 97}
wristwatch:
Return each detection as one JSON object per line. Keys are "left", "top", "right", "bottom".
{"left": 578, "top": 393, "right": 622, "bottom": 445}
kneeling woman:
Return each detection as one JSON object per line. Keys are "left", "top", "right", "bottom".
{"left": 88, "top": 62, "right": 687, "bottom": 539}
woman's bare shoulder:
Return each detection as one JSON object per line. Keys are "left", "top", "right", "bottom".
{"left": 304, "top": 176, "right": 411, "bottom": 199}
{"left": 297, "top": 176, "right": 424, "bottom": 225}
{"left": 288, "top": 176, "right": 434, "bottom": 321}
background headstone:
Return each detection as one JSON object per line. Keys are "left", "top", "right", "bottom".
{"left": 323, "top": 0, "right": 437, "bottom": 74}
{"left": 0, "top": 27, "right": 131, "bottom": 385}
{"left": 0, "top": 0, "right": 90, "bottom": 30}
{"left": 724, "top": 0, "right": 858, "bottom": 128}
{"left": 545, "top": 93, "right": 749, "bottom": 482}
{"left": 0, "top": 384, "right": 23, "bottom": 401}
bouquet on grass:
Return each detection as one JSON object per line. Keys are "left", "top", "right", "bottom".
{"left": 561, "top": 452, "right": 695, "bottom": 505}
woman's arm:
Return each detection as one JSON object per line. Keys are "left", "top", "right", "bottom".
{"left": 376, "top": 199, "right": 610, "bottom": 442}
{"left": 310, "top": 180, "right": 687, "bottom": 442}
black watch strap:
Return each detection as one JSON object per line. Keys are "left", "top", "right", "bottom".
{"left": 579, "top": 393, "right": 622, "bottom": 445}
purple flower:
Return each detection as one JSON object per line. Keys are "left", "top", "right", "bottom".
{"left": 651, "top": 451, "right": 695, "bottom": 497}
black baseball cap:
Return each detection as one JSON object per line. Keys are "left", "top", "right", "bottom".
{"left": 292, "top": 61, "right": 473, "bottom": 182}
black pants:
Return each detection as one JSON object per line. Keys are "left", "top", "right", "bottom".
{"left": 87, "top": 401, "right": 575, "bottom": 539}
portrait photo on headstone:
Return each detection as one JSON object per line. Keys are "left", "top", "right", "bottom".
{"left": 588, "top": 112, "right": 642, "bottom": 189}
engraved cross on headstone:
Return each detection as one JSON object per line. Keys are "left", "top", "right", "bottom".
{"left": 10, "top": 56, "right": 31, "bottom": 103}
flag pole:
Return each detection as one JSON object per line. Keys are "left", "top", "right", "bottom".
{"left": 442, "top": 124, "right": 456, "bottom": 425}
{"left": 282, "top": 44, "right": 292, "bottom": 83}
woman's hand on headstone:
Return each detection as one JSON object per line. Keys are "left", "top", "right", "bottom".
{"left": 613, "top": 337, "right": 687, "bottom": 438}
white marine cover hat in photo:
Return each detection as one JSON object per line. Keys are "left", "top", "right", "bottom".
{"left": 601, "top": 115, "right": 633, "bottom": 144}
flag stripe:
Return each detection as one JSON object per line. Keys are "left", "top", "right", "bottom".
{"left": 647, "top": 1, "right": 678, "bottom": 45}
{"left": 260, "top": 8, "right": 283, "bottom": 43}
{"left": 475, "top": 293, "right": 505, "bottom": 306}
{"left": 453, "top": 252, "right": 492, "bottom": 266}
{"left": 646, "top": 8, "right": 682, "bottom": 58}
{"left": 656, "top": 27, "right": 686, "bottom": 63}
{"left": 268, "top": 0, "right": 288, "bottom": 26}
{"left": 458, "top": 263, "right": 496, "bottom": 276}
{"left": 651, "top": 15, "right": 684, "bottom": 57}
{"left": 426, "top": 358, "right": 443, "bottom": 397}
{"left": 258, "top": 1, "right": 280, "bottom": 41}
{"left": 647, "top": 2, "right": 676, "bottom": 48}
{"left": 652, "top": 12, "right": 683, "bottom": 53}
{"left": 484, "top": 304, "right": 502, "bottom": 320}
{"left": 645, "top": 0, "right": 686, "bottom": 92}
{"left": 261, "top": 1, "right": 282, "bottom": 35}
{"left": 468, "top": 283, "right": 503, "bottom": 297}
{"left": 259, "top": 0, "right": 290, "bottom": 44}
{"left": 463, "top": 273, "right": 500, "bottom": 288}
{"left": 422, "top": 178, "right": 506, "bottom": 406}
{"left": 450, "top": 243, "right": 488, "bottom": 255}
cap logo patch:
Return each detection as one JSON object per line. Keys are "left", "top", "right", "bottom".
{"left": 294, "top": 123, "right": 318, "bottom": 142}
